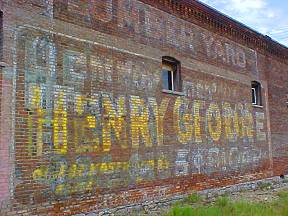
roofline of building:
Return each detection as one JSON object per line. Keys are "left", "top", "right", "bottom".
{"left": 197, "top": 1, "right": 275, "bottom": 40}
{"left": 139, "top": 0, "right": 288, "bottom": 63}
{"left": 196, "top": 0, "right": 288, "bottom": 48}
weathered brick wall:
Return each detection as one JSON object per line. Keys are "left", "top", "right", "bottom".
{"left": 0, "top": 0, "right": 286, "bottom": 215}
{"left": 265, "top": 58, "right": 288, "bottom": 176}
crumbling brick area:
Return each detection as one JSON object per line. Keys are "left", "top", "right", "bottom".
{"left": 0, "top": 0, "right": 287, "bottom": 215}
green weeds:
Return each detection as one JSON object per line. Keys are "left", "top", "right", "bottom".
{"left": 166, "top": 190, "right": 288, "bottom": 216}
{"left": 183, "top": 192, "right": 203, "bottom": 204}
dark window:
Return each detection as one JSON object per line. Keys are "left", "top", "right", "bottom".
{"left": 161, "top": 56, "right": 182, "bottom": 92}
{"left": 251, "top": 81, "right": 262, "bottom": 106}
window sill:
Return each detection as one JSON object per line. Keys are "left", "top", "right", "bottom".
{"left": 162, "top": 89, "right": 185, "bottom": 96}
{"left": 252, "top": 104, "right": 264, "bottom": 108}
{"left": 0, "top": 62, "right": 8, "bottom": 68}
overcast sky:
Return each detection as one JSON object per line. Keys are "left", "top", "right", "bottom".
{"left": 199, "top": 0, "right": 288, "bottom": 47}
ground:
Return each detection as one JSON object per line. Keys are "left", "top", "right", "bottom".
{"left": 132, "top": 178, "right": 288, "bottom": 216}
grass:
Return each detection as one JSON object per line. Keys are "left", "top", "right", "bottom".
{"left": 166, "top": 190, "right": 288, "bottom": 216}
{"left": 183, "top": 192, "right": 203, "bottom": 204}
{"left": 277, "top": 190, "right": 288, "bottom": 199}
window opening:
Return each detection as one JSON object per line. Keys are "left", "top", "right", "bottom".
{"left": 251, "top": 81, "right": 262, "bottom": 106}
{"left": 162, "top": 57, "right": 181, "bottom": 92}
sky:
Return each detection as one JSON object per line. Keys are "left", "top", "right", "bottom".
{"left": 199, "top": 0, "right": 288, "bottom": 47}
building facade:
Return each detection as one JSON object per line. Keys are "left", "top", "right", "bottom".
{"left": 0, "top": 0, "right": 287, "bottom": 214}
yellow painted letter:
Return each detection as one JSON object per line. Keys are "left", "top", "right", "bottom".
{"left": 207, "top": 102, "right": 222, "bottom": 142}
{"left": 130, "top": 96, "right": 151, "bottom": 148}
{"left": 174, "top": 97, "right": 193, "bottom": 144}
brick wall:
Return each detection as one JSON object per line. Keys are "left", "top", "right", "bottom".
{"left": 0, "top": 0, "right": 287, "bottom": 215}
{"left": 266, "top": 58, "right": 288, "bottom": 176}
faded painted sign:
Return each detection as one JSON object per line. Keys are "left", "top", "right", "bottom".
{"left": 54, "top": 0, "right": 258, "bottom": 74}
{"left": 13, "top": 28, "right": 269, "bottom": 204}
